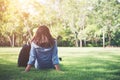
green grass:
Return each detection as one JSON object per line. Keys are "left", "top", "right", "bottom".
{"left": 0, "top": 47, "right": 120, "bottom": 80}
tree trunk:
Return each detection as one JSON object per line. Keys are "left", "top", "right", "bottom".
{"left": 108, "top": 31, "right": 111, "bottom": 46}
{"left": 80, "top": 39, "right": 82, "bottom": 47}
{"left": 12, "top": 34, "right": 15, "bottom": 47}
{"left": 8, "top": 36, "right": 12, "bottom": 47}
{"left": 24, "top": 20, "right": 32, "bottom": 39}
{"left": 75, "top": 39, "right": 79, "bottom": 47}
{"left": 7, "top": 34, "right": 15, "bottom": 47}
{"left": 84, "top": 39, "right": 86, "bottom": 47}
{"left": 108, "top": 36, "right": 111, "bottom": 46}
{"left": 95, "top": 39, "right": 98, "bottom": 46}
{"left": 103, "top": 30, "right": 105, "bottom": 48}
{"left": 75, "top": 32, "right": 79, "bottom": 47}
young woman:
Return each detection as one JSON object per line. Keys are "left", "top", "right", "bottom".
{"left": 25, "top": 25, "right": 60, "bottom": 72}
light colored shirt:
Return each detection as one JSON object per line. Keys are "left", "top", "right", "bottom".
{"left": 27, "top": 41, "right": 59, "bottom": 69}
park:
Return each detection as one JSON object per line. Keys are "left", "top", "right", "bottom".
{"left": 0, "top": 0, "right": 120, "bottom": 80}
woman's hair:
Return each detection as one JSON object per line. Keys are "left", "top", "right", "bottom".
{"left": 32, "top": 25, "right": 55, "bottom": 48}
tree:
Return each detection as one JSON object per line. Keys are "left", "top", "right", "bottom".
{"left": 92, "top": 0, "right": 120, "bottom": 47}
{"left": 59, "top": 0, "right": 93, "bottom": 47}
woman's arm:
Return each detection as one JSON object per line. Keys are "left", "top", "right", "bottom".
{"left": 52, "top": 41, "right": 60, "bottom": 71}
{"left": 25, "top": 42, "right": 36, "bottom": 72}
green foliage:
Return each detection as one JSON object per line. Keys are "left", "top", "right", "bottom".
{"left": 0, "top": 0, "right": 120, "bottom": 47}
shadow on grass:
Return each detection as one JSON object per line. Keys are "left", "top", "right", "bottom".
{"left": 0, "top": 58, "right": 66, "bottom": 80}
{"left": 60, "top": 56, "right": 120, "bottom": 80}
{"left": 0, "top": 58, "right": 23, "bottom": 80}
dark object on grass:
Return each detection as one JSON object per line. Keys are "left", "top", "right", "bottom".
{"left": 59, "top": 57, "right": 62, "bottom": 61}
{"left": 18, "top": 43, "right": 31, "bottom": 67}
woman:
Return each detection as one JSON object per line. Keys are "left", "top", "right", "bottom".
{"left": 25, "top": 25, "right": 60, "bottom": 72}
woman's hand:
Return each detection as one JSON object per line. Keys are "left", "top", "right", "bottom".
{"left": 25, "top": 64, "right": 32, "bottom": 72}
{"left": 54, "top": 64, "right": 60, "bottom": 71}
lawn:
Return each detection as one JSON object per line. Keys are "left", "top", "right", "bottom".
{"left": 0, "top": 47, "right": 120, "bottom": 80}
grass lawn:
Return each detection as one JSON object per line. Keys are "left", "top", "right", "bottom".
{"left": 0, "top": 47, "right": 120, "bottom": 80}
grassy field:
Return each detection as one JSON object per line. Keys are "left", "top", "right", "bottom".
{"left": 0, "top": 47, "right": 120, "bottom": 80}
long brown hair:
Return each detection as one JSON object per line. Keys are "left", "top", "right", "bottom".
{"left": 32, "top": 25, "right": 55, "bottom": 48}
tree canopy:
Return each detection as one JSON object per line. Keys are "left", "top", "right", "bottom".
{"left": 0, "top": 0, "right": 120, "bottom": 47}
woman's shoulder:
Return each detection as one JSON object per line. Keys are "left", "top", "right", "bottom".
{"left": 31, "top": 42, "right": 39, "bottom": 48}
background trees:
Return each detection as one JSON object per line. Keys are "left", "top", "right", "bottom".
{"left": 92, "top": 0, "right": 120, "bottom": 47}
{"left": 0, "top": 0, "right": 120, "bottom": 47}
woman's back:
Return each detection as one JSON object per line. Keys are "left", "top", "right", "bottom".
{"left": 28, "top": 42, "right": 59, "bottom": 69}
